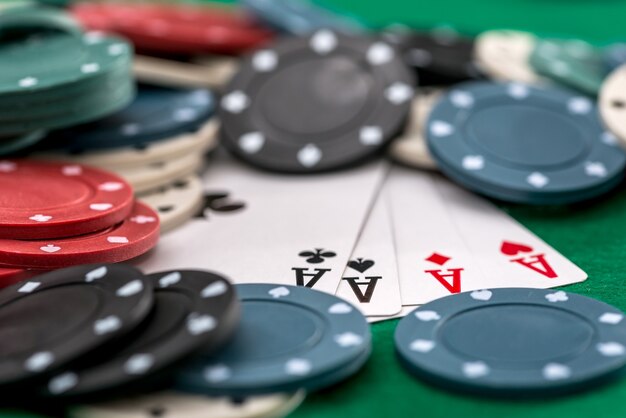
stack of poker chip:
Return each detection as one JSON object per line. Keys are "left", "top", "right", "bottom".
{"left": 0, "top": 266, "right": 372, "bottom": 417}
{"left": 0, "top": 5, "right": 135, "bottom": 145}
{"left": 0, "top": 160, "right": 160, "bottom": 286}
{"left": 32, "top": 85, "right": 218, "bottom": 232}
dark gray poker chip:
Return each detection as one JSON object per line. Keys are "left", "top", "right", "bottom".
{"left": 219, "top": 29, "right": 414, "bottom": 173}
{"left": 382, "top": 26, "right": 483, "bottom": 85}
{"left": 41, "top": 270, "right": 240, "bottom": 400}
{"left": 0, "top": 264, "right": 153, "bottom": 391}
{"left": 176, "top": 283, "right": 371, "bottom": 396}
{"left": 425, "top": 81, "right": 626, "bottom": 204}
{"left": 395, "top": 288, "right": 626, "bottom": 397}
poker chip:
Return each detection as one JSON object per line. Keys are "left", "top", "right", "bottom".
{"left": 41, "top": 270, "right": 239, "bottom": 399}
{"left": 599, "top": 65, "right": 626, "bottom": 146}
{"left": 0, "top": 160, "right": 134, "bottom": 240}
{"left": 133, "top": 55, "right": 238, "bottom": 89}
{"left": 0, "top": 264, "right": 154, "bottom": 390}
{"left": 603, "top": 43, "right": 626, "bottom": 71}
{"left": 177, "top": 283, "right": 371, "bottom": 396}
{"left": 71, "top": 2, "right": 273, "bottom": 56}
{"left": 0, "top": 27, "right": 131, "bottom": 95}
{"left": 0, "top": 201, "right": 160, "bottom": 269}
{"left": 35, "top": 119, "right": 219, "bottom": 170}
{"left": 474, "top": 30, "right": 545, "bottom": 84}
{"left": 530, "top": 39, "right": 607, "bottom": 96}
{"left": 220, "top": 30, "right": 414, "bottom": 173}
{"left": 140, "top": 175, "right": 205, "bottom": 233}
{"left": 70, "top": 391, "right": 306, "bottom": 418}
{"left": 395, "top": 288, "right": 626, "bottom": 396}
{"left": 388, "top": 88, "right": 442, "bottom": 170}
{"left": 383, "top": 26, "right": 482, "bottom": 85}
{"left": 115, "top": 152, "right": 205, "bottom": 195}
{"left": 46, "top": 87, "right": 215, "bottom": 153}
{"left": 240, "top": 0, "right": 363, "bottom": 35}
{"left": 426, "top": 81, "right": 626, "bottom": 204}
{"left": 0, "top": 25, "right": 135, "bottom": 136}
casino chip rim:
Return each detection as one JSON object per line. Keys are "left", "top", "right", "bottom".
{"left": 0, "top": 264, "right": 153, "bottom": 388}
{"left": 139, "top": 175, "right": 205, "bottom": 233}
{"left": 599, "top": 64, "right": 626, "bottom": 146}
{"left": 177, "top": 283, "right": 371, "bottom": 396}
{"left": 0, "top": 201, "right": 160, "bottom": 269}
{"left": 425, "top": 81, "right": 626, "bottom": 204}
{"left": 219, "top": 29, "right": 414, "bottom": 173}
{"left": 395, "top": 288, "right": 626, "bottom": 396}
{"left": 388, "top": 88, "right": 441, "bottom": 170}
{"left": 69, "top": 390, "right": 306, "bottom": 418}
{"left": 43, "top": 270, "right": 240, "bottom": 398}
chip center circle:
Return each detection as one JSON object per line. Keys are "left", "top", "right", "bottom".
{"left": 0, "top": 173, "right": 94, "bottom": 210}
{"left": 467, "top": 105, "right": 587, "bottom": 168}
{"left": 440, "top": 304, "right": 594, "bottom": 367}
{"left": 0, "top": 286, "right": 100, "bottom": 357}
{"left": 256, "top": 57, "right": 372, "bottom": 138}
{"left": 218, "top": 300, "right": 324, "bottom": 363}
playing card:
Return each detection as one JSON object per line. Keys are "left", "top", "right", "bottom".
{"left": 432, "top": 175, "right": 588, "bottom": 289}
{"left": 336, "top": 190, "right": 402, "bottom": 317}
{"left": 135, "top": 151, "right": 388, "bottom": 294}
{"left": 386, "top": 166, "right": 483, "bottom": 305}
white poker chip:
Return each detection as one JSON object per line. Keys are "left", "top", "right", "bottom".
{"left": 388, "top": 88, "right": 442, "bottom": 170}
{"left": 600, "top": 64, "right": 626, "bottom": 147}
{"left": 33, "top": 119, "right": 219, "bottom": 169}
{"left": 139, "top": 175, "right": 204, "bottom": 233}
{"left": 70, "top": 391, "right": 306, "bottom": 418}
{"left": 115, "top": 152, "right": 205, "bottom": 194}
{"left": 133, "top": 55, "right": 239, "bottom": 89}
{"left": 474, "top": 30, "right": 544, "bottom": 84}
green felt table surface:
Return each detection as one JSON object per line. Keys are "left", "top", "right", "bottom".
{"left": 7, "top": 1, "right": 626, "bottom": 417}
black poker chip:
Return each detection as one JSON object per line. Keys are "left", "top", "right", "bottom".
{"left": 0, "top": 264, "right": 153, "bottom": 392}
{"left": 219, "top": 29, "right": 415, "bottom": 173}
{"left": 383, "top": 27, "right": 483, "bottom": 85}
{"left": 39, "top": 270, "right": 240, "bottom": 401}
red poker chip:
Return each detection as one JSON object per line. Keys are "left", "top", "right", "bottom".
{"left": 0, "top": 160, "right": 134, "bottom": 240}
{"left": 71, "top": 3, "right": 273, "bottom": 55}
{"left": 0, "top": 202, "right": 160, "bottom": 269}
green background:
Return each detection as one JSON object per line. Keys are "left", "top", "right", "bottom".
{"left": 10, "top": 0, "right": 626, "bottom": 417}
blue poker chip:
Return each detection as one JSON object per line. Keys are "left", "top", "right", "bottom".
{"left": 240, "top": 0, "right": 363, "bottom": 35}
{"left": 45, "top": 86, "right": 215, "bottom": 152}
{"left": 176, "top": 283, "right": 371, "bottom": 396}
{"left": 604, "top": 43, "right": 626, "bottom": 71}
{"left": 426, "top": 81, "right": 626, "bottom": 204}
{"left": 395, "top": 288, "right": 626, "bottom": 397}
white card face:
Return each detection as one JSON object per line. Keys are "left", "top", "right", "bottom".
{"left": 431, "top": 175, "right": 588, "bottom": 289}
{"left": 135, "top": 152, "right": 388, "bottom": 295}
{"left": 336, "top": 190, "right": 402, "bottom": 317}
{"left": 386, "top": 167, "right": 483, "bottom": 305}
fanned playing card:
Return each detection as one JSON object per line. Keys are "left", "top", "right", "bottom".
{"left": 135, "top": 152, "right": 387, "bottom": 295}
{"left": 386, "top": 167, "right": 484, "bottom": 305}
{"left": 336, "top": 188, "right": 402, "bottom": 317}
{"left": 432, "top": 175, "right": 588, "bottom": 290}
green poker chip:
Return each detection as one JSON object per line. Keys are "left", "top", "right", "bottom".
{"left": 0, "top": 82, "right": 135, "bottom": 136}
{"left": 530, "top": 39, "right": 608, "bottom": 96}
{"left": 0, "top": 31, "right": 132, "bottom": 95}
